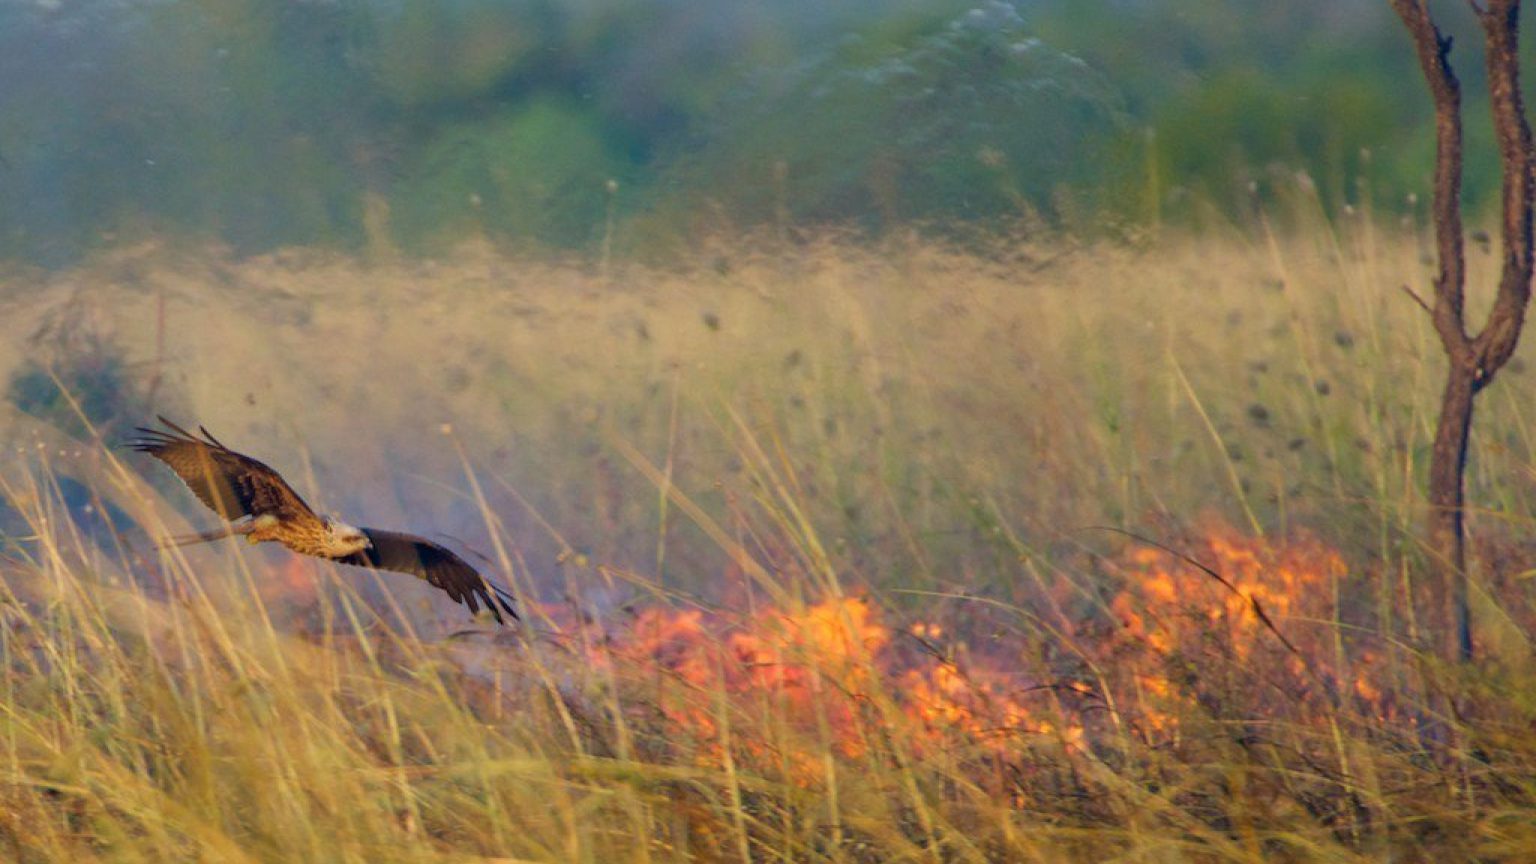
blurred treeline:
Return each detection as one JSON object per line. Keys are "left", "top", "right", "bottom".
{"left": 0, "top": 0, "right": 1509, "bottom": 265}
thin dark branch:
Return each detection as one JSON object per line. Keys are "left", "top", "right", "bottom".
{"left": 1401, "top": 283, "right": 1434, "bottom": 316}
{"left": 1390, "top": 0, "right": 1472, "bottom": 360}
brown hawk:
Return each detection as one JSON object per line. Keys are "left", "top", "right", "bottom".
{"left": 129, "top": 417, "right": 518, "bottom": 624}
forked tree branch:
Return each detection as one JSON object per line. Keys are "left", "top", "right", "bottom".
{"left": 1390, "top": 0, "right": 1534, "bottom": 663}
{"left": 1470, "top": 0, "right": 1535, "bottom": 389}
{"left": 1389, "top": 0, "right": 1471, "bottom": 362}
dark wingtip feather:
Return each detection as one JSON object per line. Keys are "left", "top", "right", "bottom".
{"left": 128, "top": 418, "right": 190, "bottom": 448}
{"left": 492, "top": 585, "right": 521, "bottom": 622}
{"left": 127, "top": 418, "right": 234, "bottom": 455}
{"left": 155, "top": 416, "right": 202, "bottom": 441}
{"left": 135, "top": 417, "right": 231, "bottom": 452}
{"left": 125, "top": 426, "right": 176, "bottom": 452}
{"left": 470, "top": 578, "right": 519, "bottom": 625}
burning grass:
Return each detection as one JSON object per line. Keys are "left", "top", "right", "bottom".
{"left": 3, "top": 216, "right": 1536, "bottom": 859}
{"left": 3, "top": 446, "right": 1535, "bottom": 862}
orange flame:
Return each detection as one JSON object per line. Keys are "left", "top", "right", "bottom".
{"left": 595, "top": 522, "right": 1390, "bottom": 777}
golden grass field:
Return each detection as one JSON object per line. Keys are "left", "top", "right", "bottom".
{"left": 3, "top": 204, "right": 1536, "bottom": 861}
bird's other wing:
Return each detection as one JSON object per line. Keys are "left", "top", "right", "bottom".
{"left": 339, "top": 528, "right": 519, "bottom": 625}
{"left": 127, "top": 416, "right": 320, "bottom": 524}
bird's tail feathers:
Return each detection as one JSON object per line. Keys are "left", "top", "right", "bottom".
{"left": 158, "top": 524, "right": 248, "bottom": 548}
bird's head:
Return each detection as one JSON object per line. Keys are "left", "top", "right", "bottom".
{"left": 324, "top": 517, "right": 371, "bottom": 556}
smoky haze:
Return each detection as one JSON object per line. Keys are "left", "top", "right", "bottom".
{"left": 0, "top": 0, "right": 1510, "bottom": 622}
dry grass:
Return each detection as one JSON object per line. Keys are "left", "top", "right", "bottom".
{"left": 2, "top": 207, "right": 1536, "bottom": 861}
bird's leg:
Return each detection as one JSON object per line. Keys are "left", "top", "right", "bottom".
{"left": 157, "top": 523, "right": 252, "bottom": 548}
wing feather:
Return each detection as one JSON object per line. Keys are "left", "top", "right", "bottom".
{"left": 339, "top": 528, "right": 519, "bottom": 624}
{"left": 127, "top": 416, "right": 319, "bottom": 525}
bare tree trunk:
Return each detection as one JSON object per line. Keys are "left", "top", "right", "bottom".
{"left": 1428, "top": 365, "right": 1475, "bottom": 662}
{"left": 1392, "top": 0, "right": 1534, "bottom": 663}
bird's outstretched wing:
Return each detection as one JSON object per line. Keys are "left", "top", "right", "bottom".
{"left": 127, "top": 416, "right": 319, "bottom": 525}
{"left": 339, "top": 528, "right": 519, "bottom": 624}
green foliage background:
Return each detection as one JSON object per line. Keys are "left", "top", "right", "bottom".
{"left": 0, "top": 0, "right": 1514, "bottom": 264}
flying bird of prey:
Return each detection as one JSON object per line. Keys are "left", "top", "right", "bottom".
{"left": 129, "top": 417, "right": 518, "bottom": 624}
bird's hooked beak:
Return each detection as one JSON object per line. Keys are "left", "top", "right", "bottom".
{"left": 329, "top": 517, "right": 371, "bottom": 551}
